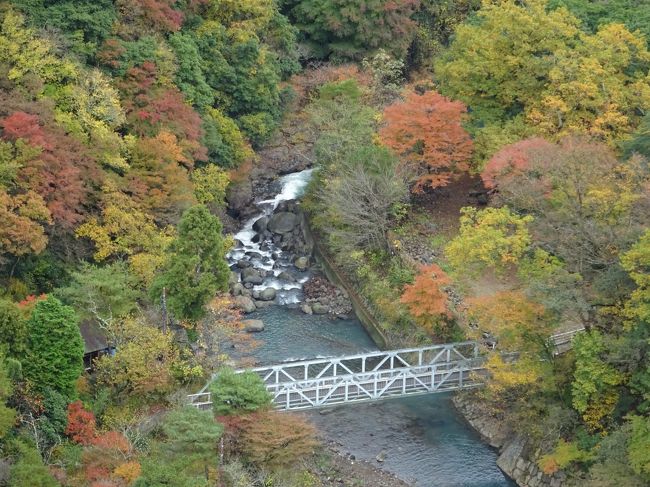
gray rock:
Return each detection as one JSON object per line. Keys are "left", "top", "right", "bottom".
{"left": 497, "top": 436, "right": 527, "bottom": 477}
{"left": 241, "top": 268, "right": 264, "bottom": 285}
{"left": 236, "top": 260, "right": 252, "bottom": 269}
{"left": 259, "top": 287, "right": 277, "bottom": 301}
{"left": 226, "top": 181, "right": 253, "bottom": 216}
{"left": 376, "top": 451, "right": 387, "bottom": 463}
{"left": 231, "top": 283, "right": 245, "bottom": 296}
{"left": 301, "top": 304, "right": 313, "bottom": 315}
{"left": 294, "top": 256, "right": 309, "bottom": 271}
{"left": 228, "top": 271, "right": 239, "bottom": 286}
{"left": 252, "top": 216, "right": 269, "bottom": 233}
{"left": 242, "top": 319, "right": 265, "bottom": 332}
{"left": 311, "top": 302, "right": 329, "bottom": 315}
{"left": 268, "top": 212, "right": 299, "bottom": 234}
{"left": 254, "top": 300, "right": 274, "bottom": 309}
{"left": 234, "top": 295, "right": 256, "bottom": 313}
{"left": 277, "top": 271, "right": 296, "bottom": 282}
{"left": 246, "top": 251, "right": 262, "bottom": 259}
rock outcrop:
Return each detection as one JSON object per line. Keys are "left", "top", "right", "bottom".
{"left": 453, "top": 394, "right": 567, "bottom": 487}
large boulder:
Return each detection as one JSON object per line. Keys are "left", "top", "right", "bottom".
{"left": 242, "top": 319, "right": 265, "bottom": 332}
{"left": 294, "top": 256, "right": 310, "bottom": 272}
{"left": 226, "top": 181, "right": 253, "bottom": 217}
{"left": 301, "top": 304, "right": 313, "bottom": 315}
{"left": 234, "top": 295, "right": 256, "bottom": 313}
{"left": 311, "top": 302, "right": 329, "bottom": 315}
{"left": 277, "top": 271, "right": 296, "bottom": 282}
{"left": 258, "top": 287, "right": 277, "bottom": 301}
{"left": 252, "top": 216, "right": 269, "bottom": 233}
{"left": 241, "top": 267, "right": 264, "bottom": 285}
{"left": 268, "top": 212, "right": 299, "bottom": 234}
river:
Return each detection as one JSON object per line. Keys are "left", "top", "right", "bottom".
{"left": 228, "top": 170, "right": 515, "bottom": 487}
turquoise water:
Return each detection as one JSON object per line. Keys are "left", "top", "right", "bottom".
{"left": 245, "top": 306, "right": 515, "bottom": 487}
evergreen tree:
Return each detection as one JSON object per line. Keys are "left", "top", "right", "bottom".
{"left": 151, "top": 205, "right": 230, "bottom": 321}
{"left": 0, "top": 357, "right": 16, "bottom": 439}
{"left": 23, "top": 296, "right": 84, "bottom": 399}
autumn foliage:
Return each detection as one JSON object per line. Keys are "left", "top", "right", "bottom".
{"left": 400, "top": 264, "right": 452, "bottom": 333}
{"left": 1, "top": 111, "right": 98, "bottom": 229}
{"left": 480, "top": 137, "right": 555, "bottom": 190}
{"left": 221, "top": 411, "right": 318, "bottom": 469}
{"left": 380, "top": 90, "right": 473, "bottom": 192}
{"left": 66, "top": 400, "right": 97, "bottom": 445}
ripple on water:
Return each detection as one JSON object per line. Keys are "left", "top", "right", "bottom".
{"left": 308, "top": 395, "right": 515, "bottom": 487}
{"left": 241, "top": 306, "right": 514, "bottom": 487}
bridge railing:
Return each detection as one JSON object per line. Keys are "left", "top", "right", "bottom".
{"left": 189, "top": 342, "right": 483, "bottom": 410}
{"left": 247, "top": 341, "right": 480, "bottom": 387}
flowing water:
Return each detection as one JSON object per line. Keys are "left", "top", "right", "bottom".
{"left": 230, "top": 170, "right": 515, "bottom": 487}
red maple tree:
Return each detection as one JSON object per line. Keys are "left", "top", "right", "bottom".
{"left": 1, "top": 111, "right": 99, "bottom": 229}
{"left": 65, "top": 400, "right": 97, "bottom": 445}
{"left": 481, "top": 137, "right": 554, "bottom": 190}
{"left": 380, "top": 90, "right": 473, "bottom": 192}
{"left": 118, "top": 63, "right": 207, "bottom": 162}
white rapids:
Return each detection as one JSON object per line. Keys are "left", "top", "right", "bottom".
{"left": 228, "top": 168, "right": 314, "bottom": 305}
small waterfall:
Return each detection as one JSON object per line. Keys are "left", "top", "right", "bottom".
{"left": 228, "top": 168, "right": 314, "bottom": 304}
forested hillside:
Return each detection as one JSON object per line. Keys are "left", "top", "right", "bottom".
{"left": 0, "top": 0, "right": 648, "bottom": 486}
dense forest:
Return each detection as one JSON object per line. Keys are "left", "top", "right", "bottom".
{"left": 0, "top": 0, "right": 648, "bottom": 486}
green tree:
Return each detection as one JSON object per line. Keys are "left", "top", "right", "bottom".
{"left": 151, "top": 205, "right": 230, "bottom": 321}
{"left": 201, "top": 108, "right": 253, "bottom": 168}
{"left": 435, "top": 0, "right": 650, "bottom": 153}
{"left": 56, "top": 262, "right": 141, "bottom": 329}
{"left": 624, "top": 113, "right": 650, "bottom": 163}
{"left": 0, "top": 357, "right": 16, "bottom": 439}
{"left": 285, "top": 0, "right": 419, "bottom": 60}
{"left": 621, "top": 229, "right": 650, "bottom": 327}
{"left": 161, "top": 407, "right": 223, "bottom": 457}
{"left": 208, "top": 368, "right": 271, "bottom": 416}
{"left": 628, "top": 415, "right": 650, "bottom": 480}
{"left": 12, "top": 0, "right": 117, "bottom": 58}
{"left": 23, "top": 296, "right": 84, "bottom": 399}
{"left": 8, "top": 440, "right": 58, "bottom": 487}
{"left": 572, "top": 331, "right": 624, "bottom": 430}
{"left": 168, "top": 32, "right": 214, "bottom": 109}
{"left": 0, "top": 298, "right": 28, "bottom": 358}
{"left": 549, "top": 0, "right": 650, "bottom": 44}
{"left": 308, "top": 79, "right": 377, "bottom": 168}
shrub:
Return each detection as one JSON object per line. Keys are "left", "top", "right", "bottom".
{"left": 227, "top": 411, "right": 318, "bottom": 469}
{"left": 208, "top": 369, "right": 271, "bottom": 416}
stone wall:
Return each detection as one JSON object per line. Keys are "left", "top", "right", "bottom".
{"left": 453, "top": 394, "right": 567, "bottom": 487}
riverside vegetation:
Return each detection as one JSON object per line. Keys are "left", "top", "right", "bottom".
{"left": 0, "top": 1, "right": 648, "bottom": 486}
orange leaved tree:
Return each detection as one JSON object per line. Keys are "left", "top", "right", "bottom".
{"left": 480, "top": 137, "right": 554, "bottom": 190}
{"left": 380, "top": 90, "right": 473, "bottom": 192}
{"left": 400, "top": 264, "right": 453, "bottom": 334}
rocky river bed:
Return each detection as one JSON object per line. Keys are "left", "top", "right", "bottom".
{"left": 224, "top": 169, "right": 515, "bottom": 486}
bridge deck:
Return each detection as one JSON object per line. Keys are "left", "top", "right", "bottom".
{"left": 188, "top": 330, "right": 585, "bottom": 411}
{"left": 189, "top": 342, "right": 484, "bottom": 410}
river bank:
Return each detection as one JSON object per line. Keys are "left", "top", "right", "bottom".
{"left": 224, "top": 160, "right": 516, "bottom": 485}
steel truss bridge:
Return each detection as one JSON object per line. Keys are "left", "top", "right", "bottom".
{"left": 188, "top": 341, "right": 486, "bottom": 411}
